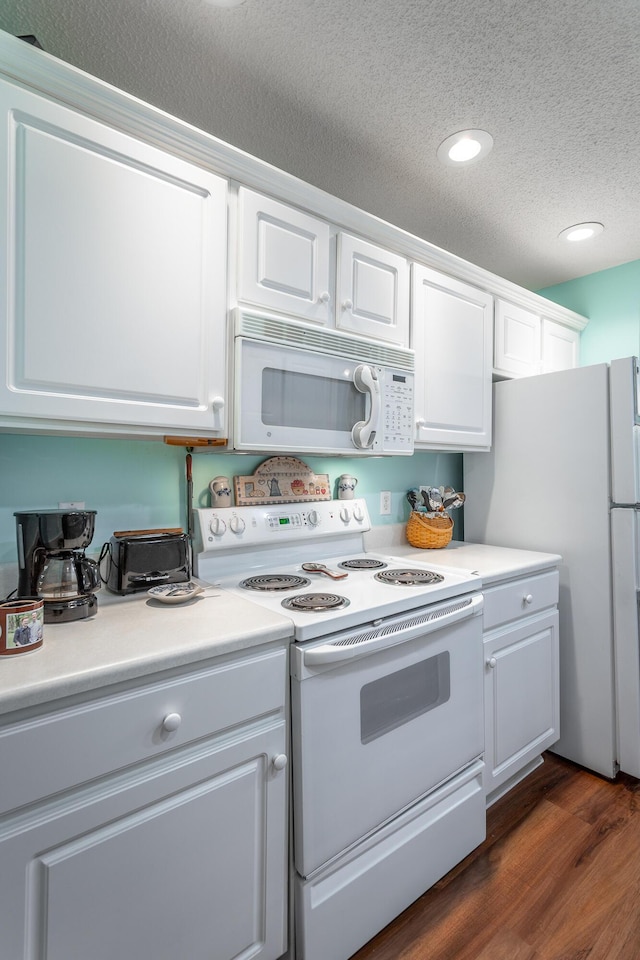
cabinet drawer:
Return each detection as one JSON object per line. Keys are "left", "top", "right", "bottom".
{"left": 483, "top": 570, "right": 559, "bottom": 631}
{"left": 0, "top": 645, "right": 287, "bottom": 815}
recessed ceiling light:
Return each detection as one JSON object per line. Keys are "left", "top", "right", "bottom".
{"left": 558, "top": 222, "right": 604, "bottom": 242}
{"left": 437, "top": 129, "right": 493, "bottom": 167}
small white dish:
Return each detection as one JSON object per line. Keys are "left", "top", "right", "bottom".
{"left": 148, "top": 582, "right": 204, "bottom": 604}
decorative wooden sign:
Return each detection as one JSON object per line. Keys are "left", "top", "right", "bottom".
{"left": 234, "top": 457, "right": 331, "bottom": 506}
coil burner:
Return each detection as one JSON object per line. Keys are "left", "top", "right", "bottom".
{"left": 374, "top": 568, "right": 445, "bottom": 586}
{"left": 281, "top": 593, "right": 350, "bottom": 613}
{"left": 338, "top": 558, "right": 388, "bottom": 571}
{"left": 240, "top": 574, "right": 311, "bottom": 592}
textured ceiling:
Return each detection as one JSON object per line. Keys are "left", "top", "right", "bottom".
{"left": 1, "top": 0, "right": 639, "bottom": 290}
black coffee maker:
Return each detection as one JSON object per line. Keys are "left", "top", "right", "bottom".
{"left": 15, "top": 509, "right": 100, "bottom": 623}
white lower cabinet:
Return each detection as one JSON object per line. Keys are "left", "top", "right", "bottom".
{"left": 482, "top": 570, "right": 560, "bottom": 803}
{"left": 0, "top": 645, "right": 289, "bottom": 960}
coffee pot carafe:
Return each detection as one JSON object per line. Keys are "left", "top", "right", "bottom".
{"left": 37, "top": 551, "right": 100, "bottom": 600}
{"left": 15, "top": 509, "right": 100, "bottom": 623}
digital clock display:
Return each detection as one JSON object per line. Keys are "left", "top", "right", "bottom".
{"left": 279, "top": 517, "right": 290, "bottom": 525}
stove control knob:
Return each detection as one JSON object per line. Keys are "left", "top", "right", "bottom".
{"left": 353, "top": 504, "right": 364, "bottom": 522}
{"left": 307, "top": 509, "right": 320, "bottom": 527}
{"left": 209, "top": 516, "right": 227, "bottom": 537}
{"left": 229, "top": 515, "right": 245, "bottom": 535}
{"left": 340, "top": 506, "right": 351, "bottom": 523}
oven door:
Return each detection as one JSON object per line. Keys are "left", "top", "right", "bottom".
{"left": 290, "top": 593, "right": 484, "bottom": 877}
{"left": 234, "top": 337, "right": 376, "bottom": 454}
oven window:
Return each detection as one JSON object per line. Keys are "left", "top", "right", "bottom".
{"left": 360, "top": 652, "right": 450, "bottom": 744}
{"left": 262, "top": 367, "right": 366, "bottom": 430}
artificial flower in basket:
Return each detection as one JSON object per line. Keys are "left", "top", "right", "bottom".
{"left": 405, "top": 486, "right": 466, "bottom": 549}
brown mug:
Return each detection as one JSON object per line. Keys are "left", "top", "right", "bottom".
{"left": 0, "top": 598, "right": 44, "bottom": 656}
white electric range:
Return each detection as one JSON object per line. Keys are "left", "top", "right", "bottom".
{"left": 193, "top": 498, "right": 486, "bottom": 960}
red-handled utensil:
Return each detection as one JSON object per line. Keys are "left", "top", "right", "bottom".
{"left": 302, "top": 562, "right": 348, "bottom": 580}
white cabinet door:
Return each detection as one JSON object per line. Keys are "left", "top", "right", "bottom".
{"left": 0, "top": 721, "right": 287, "bottom": 960}
{"left": 484, "top": 608, "right": 559, "bottom": 798}
{"left": 411, "top": 264, "right": 493, "bottom": 450}
{"left": 337, "top": 233, "right": 409, "bottom": 345}
{"left": 494, "top": 299, "right": 541, "bottom": 378}
{"left": 237, "top": 187, "right": 332, "bottom": 323}
{"left": 0, "top": 80, "right": 228, "bottom": 435}
{"left": 542, "top": 317, "right": 580, "bottom": 372}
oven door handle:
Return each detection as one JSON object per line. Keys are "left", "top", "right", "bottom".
{"left": 302, "top": 593, "right": 483, "bottom": 666}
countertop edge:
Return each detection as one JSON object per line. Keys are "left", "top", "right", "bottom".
{"left": 0, "top": 589, "right": 293, "bottom": 717}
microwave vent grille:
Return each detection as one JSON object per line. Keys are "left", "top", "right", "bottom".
{"left": 237, "top": 310, "right": 414, "bottom": 372}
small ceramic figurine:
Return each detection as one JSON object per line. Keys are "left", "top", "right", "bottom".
{"left": 209, "top": 476, "right": 232, "bottom": 508}
{"left": 338, "top": 474, "right": 358, "bottom": 500}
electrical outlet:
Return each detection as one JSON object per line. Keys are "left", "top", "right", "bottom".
{"left": 58, "top": 501, "right": 85, "bottom": 509}
{"left": 380, "top": 491, "right": 391, "bottom": 515}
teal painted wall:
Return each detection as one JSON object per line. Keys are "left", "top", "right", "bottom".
{"left": 0, "top": 434, "right": 462, "bottom": 566}
{"left": 538, "top": 259, "right": 640, "bottom": 365}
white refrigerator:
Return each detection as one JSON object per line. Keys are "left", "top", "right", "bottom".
{"left": 464, "top": 357, "right": 640, "bottom": 779}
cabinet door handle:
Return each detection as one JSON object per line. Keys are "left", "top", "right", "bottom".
{"left": 342, "top": 298, "right": 353, "bottom": 310}
{"left": 524, "top": 594, "right": 534, "bottom": 604}
{"left": 272, "top": 754, "right": 288, "bottom": 771}
{"left": 487, "top": 657, "right": 497, "bottom": 669}
{"left": 162, "top": 712, "right": 182, "bottom": 732}
{"left": 318, "top": 291, "right": 331, "bottom": 303}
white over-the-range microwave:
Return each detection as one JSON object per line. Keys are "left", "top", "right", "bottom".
{"left": 232, "top": 309, "right": 415, "bottom": 456}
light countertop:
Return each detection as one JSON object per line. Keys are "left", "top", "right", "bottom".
{"left": 0, "top": 586, "right": 293, "bottom": 717}
{"left": 364, "top": 526, "right": 561, "bottom": 586}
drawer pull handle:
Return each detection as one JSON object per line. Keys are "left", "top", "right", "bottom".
{"left": 272, "top": 754, "right": 288, "bottom": 771}
{"left": 487, "top": 657, "right": 497, "bottom": 669}
{"left": 162, "top": 712, "right": 182, "bottom": 732}
{"left": 524, "top": 594, "right": 534, "bottom": 604}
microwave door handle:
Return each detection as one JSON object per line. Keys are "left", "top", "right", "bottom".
{"left": 351, "top": 364, "right": 380, "bottom": 449}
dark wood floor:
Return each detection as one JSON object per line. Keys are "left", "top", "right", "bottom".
{"left": 351, "top": 752, "right": 640, "bottom": 960}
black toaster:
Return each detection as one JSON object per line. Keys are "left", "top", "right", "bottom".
{"left": 105, "top": 531, "right": 191, "bottom": 595}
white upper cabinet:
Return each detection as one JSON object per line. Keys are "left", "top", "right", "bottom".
{"left": 336, "top": 233, "right": 409, "bottom": 345}
{"left": 411, "top": 265, "right": 493, "bottom": 451}
{"left": 494, "top": 299, "right": 542, "bottom": 378}
{"left": 494, "top": 299, "right": 581, "bottom": 379}
{"left": 237, "top": 189, "right": 410, "bottom": 345}
{"left": 0, "top": 79, "right": 228, "bottom": 437}
{"left": 542, "top": 317, "right": 580, "bottom": 372}
{"left": 237, "top": 187, "right": 332, "bottom": 324}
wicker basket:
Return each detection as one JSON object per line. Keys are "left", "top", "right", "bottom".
{"left": 406, "top": 511, "right": 454, "bottom": 549}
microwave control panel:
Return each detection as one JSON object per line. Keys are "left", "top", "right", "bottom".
{"left": 380, "top": 369, "right": 414, "bottom": 453}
